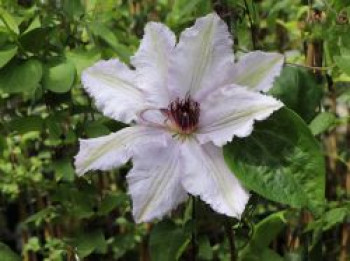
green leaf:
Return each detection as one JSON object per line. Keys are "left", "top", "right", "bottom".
{"left": 84, "top": 0, "right": 98, "bottom": 13}
{"left": 98, "top": 192, "right": 129, "bottom": 215}
{"left": 239, "top": 212, "right": 286, "bottom": 261}
{"left": 322, "top": 207, "right": 349, "bottom": 231}
{"left": 22, "top": 16, "right": 41, "bottom": 35}
{"left": 62, "top": 0, "right": 85, "bottom": 19}
{"left": 269, "top": 66, "right": 323, "bottom": 122}
{"left": 307, "top": 207, "right": 349, "bottom": 232}
{"left": 89, "top": 23, "right": 132, "bottom": 61}
{"left": 43, "top": 59, "right": 76, "bottom": 93}
{"left": 45, "top": 113, "right": 65, "bottom": 142}
{"left": 52, "top": 183, "right": 97, "bottom": 219}
{"left": 19, "top": 27, "right": 51, "bottom": 53}
{"left": 23, "top": 207, "right": 57, "bottom": 227}
{"left": 334, "top": 56, "right": 350, "bottom": 76}
{"left": 150, "top": 220, "right": 190, "bottom": 261}
{"left": 73, "top": 230, "right": 107, "bottom": 258}
{"left": 24, "top": 237, "right": 41, "bottom": 252}
{"left": 244, "top": 0, "right": 260, "bottom": 25}
{"left": 10, "top": 115, "right": 43, "bottom": 134}
{"left": 0, "top": 45, "right": 17, "bottom": 68}
{"left": 309, "top": 112, "right": 337, "bottom": 135}
{"left": 0, "top": 242, "right": 21, "bottom": 261}
{"left": 85, "top": 121, "right": 110, "bottom": 138}
{"left": 0, "top": 8, "right": 19, "bottom": 35}
{"left": 166, "top": 0, "right": 210, "bottom": 26}
{"left": 198, "top": 236, "right": 213, "bottom": 260}
{"left": 250, "top": 211, "right": 286, "bottom": 248}
{"left": 66, "top": 48, "right": 101, "bottom": 76}
{"left": 224, "top": 108, "right": 325, "bottom": 214}
{"left": 0, "top": 31, "right": 9, "bottom": 46}
{"left": 110, "top": 233, "right": 137, "bottom": 259}
{"left": 53, "top": 158, "right": 75, "bottom": 182}
{"left": 0, "top": 59, "right": 42, "bottom": 93}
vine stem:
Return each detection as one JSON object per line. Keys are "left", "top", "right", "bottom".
{"left": 191, "top": 196, "right": 197, "bottom": 261}
{"left": 243, "top": 0, "right": 257, "bottom": 50}
{"left": 285, "top": 62, "right": 335, "bottom": 71}
{"left": 340, "top": 108, "right": 350, "bottom": 261}
{"left": 224, "top": 218, "right": 236, "bottom": 261}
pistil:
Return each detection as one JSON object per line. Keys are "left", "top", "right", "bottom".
{"left": 164, "top": 96, "right": 200, "bottom": 135}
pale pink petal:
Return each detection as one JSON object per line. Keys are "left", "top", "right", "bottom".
{"left": 74, "top": 126, "right": 168, "bottom": 175}
{"left": 197, "top": 85, "right": 283, "bottom": 146}
{"left": 230, "top": 51, "right": 285, "bottom": 92}
{"left": 131, "top": 22, "right": 175, "bottom": 108}
{"left": 168, "top": 13, "right": 235, "bottom": 100}
{"left": 82, "top": 59, "right": 144, "bottom": 123}
{"left": 127, "top": 140, "right": 188, "bottom": 223}
{"left": 181, "top": 140, "right": 249, "bottom": 218}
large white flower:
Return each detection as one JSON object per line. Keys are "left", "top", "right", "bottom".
{"left": 75, "top": 13, "right": 284, "bottom": 223}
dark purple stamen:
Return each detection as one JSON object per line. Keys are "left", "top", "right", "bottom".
{"left": 166, "top": 96, "right": 200, "bottom": 134}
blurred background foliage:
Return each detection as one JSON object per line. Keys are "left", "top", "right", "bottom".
{"left": 0, "top": 0, "right": 349, "bottom": 260}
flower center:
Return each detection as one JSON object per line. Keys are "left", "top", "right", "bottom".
{"left": 164, "top": 96, "right": 200, "bottom": 135}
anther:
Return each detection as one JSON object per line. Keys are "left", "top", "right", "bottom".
{"left": 165, "top": 96, "right": 200, "bottom": 134}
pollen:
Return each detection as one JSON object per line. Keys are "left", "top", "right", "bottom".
{"left": 164, "top": 96, "right": 200, "bottom": 135}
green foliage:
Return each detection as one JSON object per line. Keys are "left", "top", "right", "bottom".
{"left": 269, "top": 66, "right": 323, "bottom": 123}
{"left": 0, "top": 8, "right": 19, "bottom": 35}
{"left": 306, "top": 205, "right": 350, "bottom": 232}
{"left": 42, "top": 59, "right": 76, "bottom": 93}
{"left": 321, "top": 207, "right": 349, "bottom": 231}
{"left": 149, "top": 220, "right": 190, "bottom": 261}
{"left": 0, "top": 59, "right": 42, "bottom": 93}
{"left": 0, "top": 242, "right": 21, "bottom": 261}
{"left": 224, "top": 108, "right": 325, "bottom": 214}
{"left": 334, "top": 55, "right": 350, "bottom": 77}
{"left": 72, "top": 230, "right": 107, "bottom": 258}
{"left": 52, "top": 158, "right": 75, "bottom": 182}
{"left": 0, "top": 45, "right": 17, "bottom": 68}
{"left": 239, "top": 212, "right": 287, "bottom": 261}
{"left": 198, "top": 236, "right": 213, "bottom": 260}
{"left": 9, "top": 115, "right": 43, "bottom": 134}
{"left": 166, "top": 0, "right": 212, "bottom": 27}
{"left": 98, "top": 191, "right": 129, "bottom": 216}
{"left": 66, "top": 48, "right": 101, "bottom": 76}
{"left": 309, "top": 112, "right": 337, "bottom": 135}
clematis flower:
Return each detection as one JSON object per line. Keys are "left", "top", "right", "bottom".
{"left": 75, "top": 13, "right": 284, "bottom": 223}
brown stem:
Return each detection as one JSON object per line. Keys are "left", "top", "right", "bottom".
{"left": 340, "top": 224, "right": 350, "bottom": 261}
{"left": 306, "top": 41, "right": 323, "bottom": 81}
{"left": 19, "top": 197, "right": 38, "bottom": 261}
{"left": 36, "top": 193, "right": 54, "bottom": 240}
{"left": 339, "top": 110, "right": 350, "bottom": 261}
{"left": 325, "top": 75, "right": 338, "bottom": 200}
{"left": 140, "top": 223, "right": 152, "bottom": 261}
{"left": 19, "top": 199, "right": 30, "bottom": 261}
